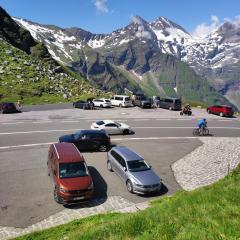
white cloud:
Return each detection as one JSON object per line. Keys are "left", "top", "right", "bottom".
{"left": 94, "top": 0, "right": 109, "bottom": 14}
{"left": 232, "top": 16, "right": 240, "bottom": 26}
{"left": 192, "top": 15, "right": 220, "bottom": 38}
{"left": 132, "top": 16, "right": 152, "bottom": 39}
{"left": 192, "top": 15, "right": 240, "bottom": 38}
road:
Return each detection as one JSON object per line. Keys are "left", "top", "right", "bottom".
{"left": 0, "top": 107, "right": 240, "bottom": 228}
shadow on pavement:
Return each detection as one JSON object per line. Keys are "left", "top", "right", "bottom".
{"left": 65, "top": 166, "right": 108, "bottom": 209}
{"left": 137, "top": 183, "right": 168, "bottom": 199}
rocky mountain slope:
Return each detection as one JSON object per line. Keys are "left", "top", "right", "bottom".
{"left": 0, "top": 7, "right": 104, "bottom": 104}
{"left": 14, "top": 15, "right": 237, "bottom": 107}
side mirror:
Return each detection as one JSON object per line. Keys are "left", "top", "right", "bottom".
{"left": 149, "top": 165, "right": 152, "bottom": 169}
{"left": 123, "top": 167, "right": 127, "bottom": 171}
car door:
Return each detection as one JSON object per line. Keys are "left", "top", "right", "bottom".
{"left": 104, "top": 123, "right": 120, "bottom": 134}
{"left": 115, "top": 155, "right": 127, "bottom": 181}
{"left": 72, "top": 133, "right": 86, "bottom": 150}
{"left": 88, "top": 133, "right": 103, "bottom": 150}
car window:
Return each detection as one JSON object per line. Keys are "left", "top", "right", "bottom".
{"left": 73, "top": 134, "right": 82, "bottom": 140}
{"left": 96, "top": 121, "right": 105, "bottom": 125}
{"left": 59, "top": 162, "right": 88, "bottom": 179}
{"left": 111, "top": 150, "right": 126, "bottom": 167}
{"left": 175, "top": 99, "right": 181, "bottom": 104}
{"left": 127, "top": 160, "right": 150, "bottom": 172}
{"left": 82, "top": 134, "right": 92, "bottom": 140}
{"left": 105, "top": 100, "right": 111, "bottom": 103}
{"left": 105, "top": 123, "right": 118, "bottom": 127}
{"left": 125, "top": 97, "right": 130, "bottom": 101}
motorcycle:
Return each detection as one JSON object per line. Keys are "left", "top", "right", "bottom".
{"left": 180, "top": 107, "right": 192, "bottom": 116}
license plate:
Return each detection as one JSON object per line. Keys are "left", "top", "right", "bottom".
{"left": 73, "top": 196, "right": 85, "bottom": 200}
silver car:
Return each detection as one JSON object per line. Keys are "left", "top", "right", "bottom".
{"left": 107, "top": 147, "right": 162, "bottom": 194}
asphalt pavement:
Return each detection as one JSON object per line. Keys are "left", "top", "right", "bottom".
{"left": 0, "top": 106, "right": 240, "bottom": 228}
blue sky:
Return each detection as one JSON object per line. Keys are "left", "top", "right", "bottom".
{"left": 0, "top": 0, "right": 239, "bottom": 35}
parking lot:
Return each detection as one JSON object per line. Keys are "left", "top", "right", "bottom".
{"left": 0, "top": 137, "right": 202, "bottom": 228}
{"left": 0, "top": 106, "right": 240, "bottom": 230}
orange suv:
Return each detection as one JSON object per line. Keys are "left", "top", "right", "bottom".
{"left": 47, "top": 142, "right": 94, "bottom": 204}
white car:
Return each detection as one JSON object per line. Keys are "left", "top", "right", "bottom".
{"left": 91, "top": 120, "right": 133, "bottom": 135}
{"left": 93, "top": 99, "right": 112, "bottom": 108}
{"left": 110, "top": 95, "right": 132, "bottom": 107}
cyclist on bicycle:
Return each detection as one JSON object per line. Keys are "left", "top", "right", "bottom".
{"left": 197, "top": 118, "right": 207, "bottom": 130}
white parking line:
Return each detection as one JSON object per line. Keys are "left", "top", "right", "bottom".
{"left": 156, "top": 118, "right": 171, "bottom": 121}
{"left": 60, "top": 120, "right": 79, "bottom": 123}
{"left": 177, "top": 119, "right": 192, "bottom": 121}
{"left": 0, "top": 128, "right": 81, "bottom": 135}
{"left": 1, "top": 126, "right": 240, "bottom": 136}
{"left": 0, "top": 137, "right": 198, "bottom": 150}
{"left": 134, "top": 119, "right": 150, "bottom": 121}
{"left": 134, "top": 127, "right": 240, "bottom": 129}
{"left": 0, "top": 142, "right": 54, "bottom": 150}
{"left": 1, "top": 122, "right": 24, "bottom": 125}
{"left": 32, "top": 121, "right": 53, "bottom": 124}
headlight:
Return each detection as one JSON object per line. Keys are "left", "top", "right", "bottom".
{"left": 88, "top": 182, "right": 94, "bottom": 190}
{"left": 60, "top": 187, "right": 68, "bottom": 193}
{"left": 135, "top": 184, "right": 144, "bottom": 187}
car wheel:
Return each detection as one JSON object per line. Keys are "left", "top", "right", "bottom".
{"left": 123, "top": 129, "right": 129, "bottom": 135}
{"left": 220, "top": 112, "right": 224, "bottom": 117}
{"left": 180, "top": 111, "right": 183, "bottom": 116}
{"left": 99, "top": 144, "right": 108, "bottom": 152}
{"left": 100, "top": 105, "right": 103, "bottom": 108}
{"left": 207, "top": 109, "right": 211, "bottom": 114}
{"left": 119, "top": 104, "right": 122, "bottom": 108}
{"left": 126, "top": 180, "right": 133, "bottom": 193}
{"left": 54, "top": 188, "right": 62, "bottom": 204}
{"left": 107, "top": 161, "right": 113, "bottom": 172}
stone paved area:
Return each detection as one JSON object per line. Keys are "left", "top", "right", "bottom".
{"left": 172, "top": 137, "right": 240, "bottom": 190}
{"left": 0, "top": 196, "right": 148, "bottom": 240}
{"left": 1, "top": 137, "right": 240, "bottom": 240}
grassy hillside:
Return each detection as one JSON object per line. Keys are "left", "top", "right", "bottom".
{"left": 0, "top": 40, "right": 106, "bottom": 104}
{"left": 14, "top": 166, "right": 240, "bottom": 240}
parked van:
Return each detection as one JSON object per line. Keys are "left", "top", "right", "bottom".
{"left": 110, "top": 95, "right": 132, "bottom": 107}
{"left": 159, "top": 97, "right": 182, "bottom": 110}
{"left": 47, "top": 142, "right": 94, "bottom": 204}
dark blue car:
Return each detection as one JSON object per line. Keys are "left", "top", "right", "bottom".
{"left": 59, "top": 130, "right": 111, "bottom": 152}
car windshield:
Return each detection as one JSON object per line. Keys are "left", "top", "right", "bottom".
{"left": 127, "top": 160, "right": 150, "bottom": 172}
{"left": 125, "top": 97, "right": 130, "bottom": 101}
{"left": 59, "top": 162, "right": 88, "bottom": 179}
{"left": 175, "top": 99, "right": 181, "bottom": 104}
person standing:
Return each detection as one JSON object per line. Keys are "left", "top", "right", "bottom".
{"left": 16, "top": 100, "right": 22, "bottom": 112}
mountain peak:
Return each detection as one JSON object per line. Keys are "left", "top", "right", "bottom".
{"left": 150, "top": 16, "right": 189, "bottom": 35}
{"left": 131, "top": 15, "right": 148, "bottom": 25}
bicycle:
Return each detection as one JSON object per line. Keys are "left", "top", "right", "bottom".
{"left": 192, "top": 127, "right": 209, "bottom": 136}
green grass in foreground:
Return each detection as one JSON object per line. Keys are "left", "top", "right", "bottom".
{"left": 14, "top": 166, "right": 240, "bottom": 240}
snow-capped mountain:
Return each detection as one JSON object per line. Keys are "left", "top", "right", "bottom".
{"left": 13, "top": 16, "right": 240, "bottom": 108}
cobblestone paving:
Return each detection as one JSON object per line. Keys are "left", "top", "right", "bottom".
{"left": 172, "top": 137, "right": 240, "bottom": 191}
{"left": 0, "top": 196, "right": 146, "bottom": 240}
